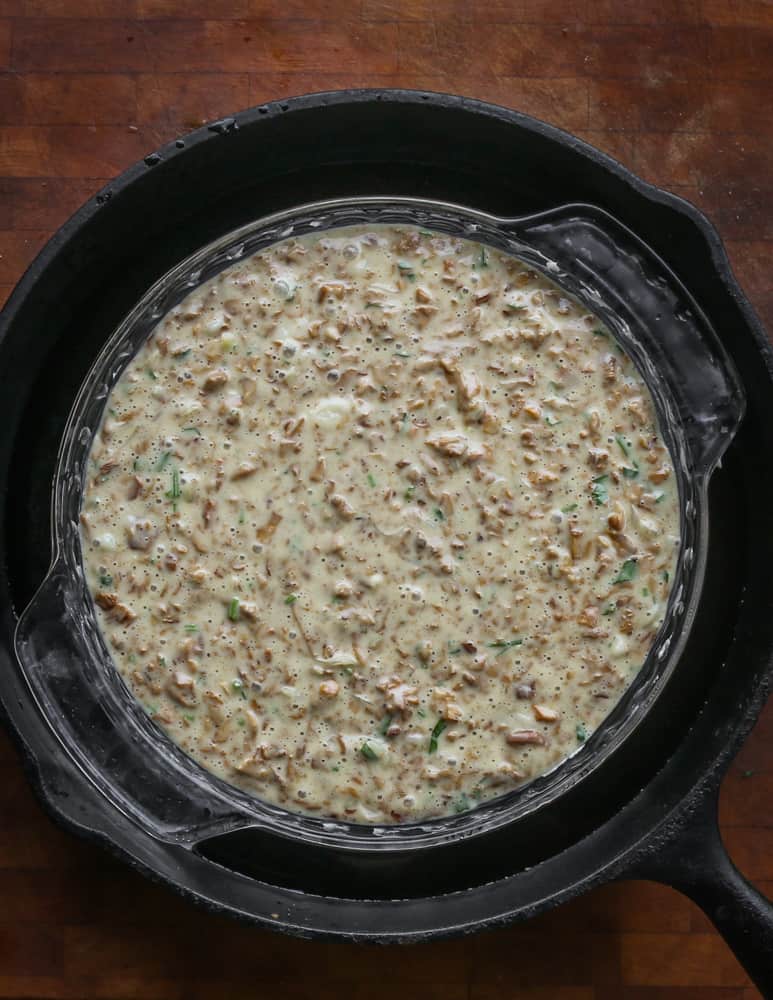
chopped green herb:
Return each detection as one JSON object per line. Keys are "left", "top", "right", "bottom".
{"left": 612, "top": 558, "right": 638, "bottom": 585}
{"left": 404, "top": 486, "right": 415, "bottom": 501}
{"left": 182, "top": 426, "right": 201, "bottom": 436}
{"left": 232, "top": 679, "right": 247, "bottom": 700}
{"left": 453, "top": 793, "right": 471, "bottom": 813}
{"left": 238, "top": 509, "right": 246, "bottom": 524}
{"left": 183, "top": 712, "right": 195, "bottom": 723}
{"left": 576, "top": 722, "right": 588, "bottom": 742}
{"left": 397, "top": 262, "right": 416, "bottom": 280}
{"left": 448, "top": 641, "right": 462, "bottom": 654}
{"left": 379, "top": 715, "right": 393, "bottom": 736}
{"left": 419, "top": 229, "right": 434, "bottom": 237}
{"left": 602, "top": 603, "right": 617, "bottom": 616}
{"left": 98, "top": 572, "right": 113, "bottom": 587}
{"left": 561, "top": 503, "right": 578, "bottom": 513}
{"left": 592, "top": 328, "right": 608, "bottom": 338}
{"left": 545, "top": 415, "right": 561, "bottom": 426}
{"left": 360, "top": 742, "right": 379, "bottom": 761}
{"left": 367, "top": 473, "right": 377, "bottom": 487}
{"left": 365, "top": 302, "right": 382, "bottom": 309}
{"left": 662, "top": 570, "right": 670, "bottom": 583}
{"left": 331, "top": 764, "right": 340, "bottom": 772}
{"left": 237, "top": 717, "right": 245, "bottom": 727}
{"left": 504, "top": 302, "right": 527, "bottom": 315}
{"left": 132, "top": 458, "right": 143, "bottom": 472}
{"left": 621, "top": 462, "right": 639, "bottom": 479}
{"left": 156, "top": 451, "right": 171, "bottom": 471}
{"left": 429, "top": 718, "right": 448, "bottom": 753}
{"left": 183, "top": 624, "right": 198, "bottom": 633}
{"left": 127, "top": 653, "right": 136, "bottom": 664}
{"left": 165, "top": 467, "right": 181, "bottom": 511}
{"left": 394, "top": 351, "right": 411, "bottom": 358}
{"left": 488, "top": 638, "right": 524, "bottom": 656}
{"left": 616, "top": 436, "right": 630, "bottom": 457}
{"left": 227, "top": 597, "right": 240, "bottom": 621}
{"left": 591, "top": 474, "right": 609, "bottom": 506}
{"left": 176, "top": 349, "right": 191, "bottom": 360}
{"left": 478, "top": 247, "right": 488, "bottom": 268}
{"left": 417, "top": 708, "right": 427, "bottom": 718}
{"left": 642, "top": 587, "right": 649, "bottom": 597}
{"left": 284, "top": 593, "right": 298, "bottom": 605}
{"left": 146, "top": 367, "right": 157, "bottom": 379}
{"left": 742, "top": 769, "right": 755, "bottom": 778}
{"left": 433, "top": 507, "right": 445, "bottom": 522}
{"left": 655, "top": 491, "right": 666, "bottom": 503}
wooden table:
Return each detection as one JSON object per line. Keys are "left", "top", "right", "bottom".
{"left": 1, "top": 2, "right": 771, "bottom": 996}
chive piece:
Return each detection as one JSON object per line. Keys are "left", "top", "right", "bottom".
{"left": 183, "top": 624, "right": 198, "bottom": 633}
{"left": 655, "top": 491, "right": 666, "bottom": 503}
{"left": 621, "top": 462, "right": 639, "bottom": 479}
{"left": 419, "top": 229, "right": 434, "bottom": 236}
{"left": 176, "top": 349, "right": 191, "bottom": 360}
{"left": 146, "top": 367, "right": 157, "bottom": 379}
{"left": 642, "top": 587, "right": 649, "bottom": 597}
{"left": 165, "top": 467, "right": 181, "bottom": 511}
{"left": 478, "top": 247, "right": 488, "bottom": 268}
{"left": 379, "top": 715, "right": 393, "bottom": 736}
{"left": 602, "top": 603, "right": 617, "bottom": 616}
{"left": 237, "top": 717, "right": 246, "bottom": 727}
{"left": 227, "top": 597, "right": 240, "bottom": 621}
{"left": 416, "top": 708, "right": 427, "bottom": 718}
{"left": 616, "top": 435, "right": 630, "bottom": 457}
{"left": 284, "top": 593, "right": 298, "bottom": 605}
{"left": 592, "top": 329, "right": 608, "bottom": 338}
{"left": 232, "top": 679, "right": 247, "bottom": 700}
{"left": 545, "top": 415, "right": 561, "bottom": 426}
{"left": 742, "top": 769, "right": 755, "bottom": 778}
{"left": 433, "top": 507, "right": 445, "bottom": 521}
{"left": 98, "top": 572, "right": 113, "bottom": 587}
{"left": 360, "top": 743, "right": 379, "bottom": 761}
{"left": 429, "top": 718, "right": 447, "bottom": 753}
{"left": 156, "top": 451, "right": 171, "bottom": 471}
{"left": 662, "top": 570, "right": 670, "bottom": 583}
{"left": 132, "top": 458, "right": 143, "bottom": 472}
{"left": 612, "top": 558, "right": 638, "bottom": 585}
{"left": 394, "top": 351, "right": 411, "bottom": 358}
{"left": 561, "top": 503, "right": 578, "bottom": 513}
{"left": 404, "top": 486, "right": 415, "bottom": 501}
{"left": 367, "top": 473, "right": 377, "bottom": 487}
{"left": 576, "top": 722, "right": 588, "bottom": 742}
{"left": 448, "top": 641, "right": 462, "bottom": 654}
{"left": 488, "top": 638, "right": 523, "bottom": 656}
{"left": 454, "top": 793, "right": 471, "bottom": 813}
{"left": 182, "top": 426, "right": 201, "bottom": 436}
{"left": 504, "top": 302, "right": 527, "bottom": 315}
{"left": 238, "top": 509, "right": 245, "bottom": 524}
{"left": 591, "top": 474, "right": 609, "bottom": 506}
{"left": 183, "top": 712, "right": 195, "bottom": 723}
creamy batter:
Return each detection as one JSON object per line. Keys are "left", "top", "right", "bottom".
{"left": 79, "top": 225, "right": 680, "bottom": 823}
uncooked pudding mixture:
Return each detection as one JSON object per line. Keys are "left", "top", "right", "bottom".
{"left": 79, "top": 224, "right": 680, "bottom": 823}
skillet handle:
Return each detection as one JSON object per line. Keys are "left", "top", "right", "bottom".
{"left": 629, "top": 788, "right": 773, "bottom": 995}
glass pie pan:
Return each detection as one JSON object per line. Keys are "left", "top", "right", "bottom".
{"left": 14, "top": 196, "right": 745, "bottom": 857}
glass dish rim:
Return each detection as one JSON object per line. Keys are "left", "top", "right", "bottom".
{"left": 14, "top": 194, "right": 744, "bottom": 853}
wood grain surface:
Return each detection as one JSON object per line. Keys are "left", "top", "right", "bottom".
{"left": 1, "top": 2, "right": 771, "bottom": 997}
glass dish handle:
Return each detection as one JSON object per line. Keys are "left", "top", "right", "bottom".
{"left": 500, "top": 203, "right": 746, "bottom": 477}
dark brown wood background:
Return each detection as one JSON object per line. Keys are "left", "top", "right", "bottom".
{"left": 1, "top": 2, "right": 772, "bottom": 997}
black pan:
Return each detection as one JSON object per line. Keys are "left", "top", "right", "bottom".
{"left": 0, "top": 90, "right": 771, "bottom": 993}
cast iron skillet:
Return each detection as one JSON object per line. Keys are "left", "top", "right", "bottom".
{"left": 0, "top": 91, "right": 772, "bottom": 992}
